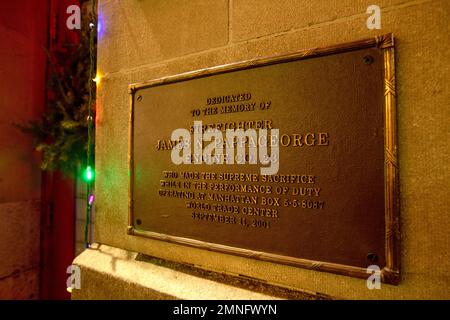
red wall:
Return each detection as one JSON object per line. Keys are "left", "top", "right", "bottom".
{"left": 0, "top": 3, "right": 48, "bottom": 202}
{"left": 0, "top": 0, "right": 49, "bottom": 300}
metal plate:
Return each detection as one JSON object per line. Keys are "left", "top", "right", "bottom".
{"left": 128, "top": 34, "right": 400, "bottom": 284}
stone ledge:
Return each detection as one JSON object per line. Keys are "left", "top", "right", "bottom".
{"left": 71, "top": 244, "right": 324, "bottom": 300}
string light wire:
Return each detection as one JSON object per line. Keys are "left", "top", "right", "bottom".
{"left": 84, "top": 0, "right": 97, "bottom": 247}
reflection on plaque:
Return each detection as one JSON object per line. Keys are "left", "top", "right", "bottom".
{"left": 127, "top": 34, "right": 400, "bottom": 284}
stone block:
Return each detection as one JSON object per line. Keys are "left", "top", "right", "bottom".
{"left": 98, "top": 0, "right": 229, "bottom": 74}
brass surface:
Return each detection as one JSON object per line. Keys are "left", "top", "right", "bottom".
{"left": 127, "top": 34, "right": 399, "bottom": 284}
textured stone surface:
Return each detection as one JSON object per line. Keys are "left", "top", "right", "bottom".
{"left": 0, "top": 201, "right": 40, "bottom": 279}
{"left": 0, "top": 201, "right": 40, "bottom": 300}
{"left": 231, "top": 0, "right": 417, "bottom": 41}
{"left": 72, "top": 244, "right": 310, "bottom": 300}
{"left": 0, "top": 268, "right": 39, "bottom": 300}
{"left": 92, "top": 0, "right": 450, "bottom": 299}
{"left": 98, "top": 0, "right": 229, "bottom": 74}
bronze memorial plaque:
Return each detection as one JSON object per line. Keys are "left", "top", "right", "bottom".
{"left": 128, "top": 34, "right": 400, "bottom": 284}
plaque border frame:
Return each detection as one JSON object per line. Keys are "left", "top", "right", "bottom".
{"left": 127, "top": 33, "right": 400, "bottom": 284}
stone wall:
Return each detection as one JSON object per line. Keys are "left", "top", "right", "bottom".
{"left": 93, "top": 0, "right": 450, "bottom": 299}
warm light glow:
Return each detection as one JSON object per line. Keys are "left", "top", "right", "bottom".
{"left": 93, "top": 73, "right": 101, "bottom": 84}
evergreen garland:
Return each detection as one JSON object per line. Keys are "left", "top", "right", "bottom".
{"left": 17, "top": 7, "right": 96, "bottom": 177}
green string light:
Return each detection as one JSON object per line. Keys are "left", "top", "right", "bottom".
{"left": 84, "top": 165, "right": 94, "bottom": 182}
